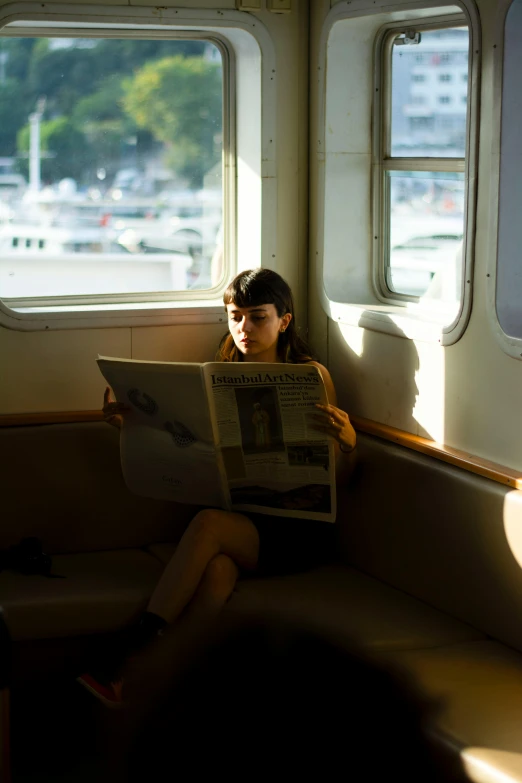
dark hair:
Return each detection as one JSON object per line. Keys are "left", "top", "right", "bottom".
{"left": 217, "top": 268, "right": 313, "bottom": 363}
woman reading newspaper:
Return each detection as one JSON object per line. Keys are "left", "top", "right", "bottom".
{"left": 78, "top": 268, "right": 357, "bottom": 707}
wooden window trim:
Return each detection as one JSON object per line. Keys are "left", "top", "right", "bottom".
{"left": 351, "top": 415, "right": 522, "bottom": 490}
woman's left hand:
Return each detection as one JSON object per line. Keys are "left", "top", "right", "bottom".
{"left": 311, "top": 403, "right": 357, "bottom": 453}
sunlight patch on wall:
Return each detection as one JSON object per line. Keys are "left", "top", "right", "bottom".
{"left": 503, "top": 490, "right": 522, "bottom": 571}
{"left": 462, "top": 746, "right": 522, "bottom": 783}
{"left": 337, "top": 322, "right": 364, "bottom": 357}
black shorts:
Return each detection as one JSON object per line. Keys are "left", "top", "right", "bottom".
{"left": 247, "top": 513, "right": 337, "bottom": 577}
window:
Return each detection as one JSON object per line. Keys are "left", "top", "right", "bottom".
{"left": 318, "top": 2, "right": 478, "bottom": 346}
{"left": 412, "top": 74, "right": 426, "bottom": 82}
{"left": 383, "top": 26, "right": 469, "bottom": 312}
{"left": 411, "top": 96, "right": 426, "bottom": 104}
{"left": 0, "top": 35, "right": 225, "bottom": 303}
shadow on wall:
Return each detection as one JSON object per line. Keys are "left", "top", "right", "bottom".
{"left": 329, "top": 314, "right": 433, "bottom": 440}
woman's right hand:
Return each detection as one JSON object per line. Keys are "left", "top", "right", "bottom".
{"left": 102, "top": 386, "right": 129, "bottom": 429}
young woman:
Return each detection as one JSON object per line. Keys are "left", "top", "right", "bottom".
{"left": 80, "top": 268, "right": 357, "bottom": 706}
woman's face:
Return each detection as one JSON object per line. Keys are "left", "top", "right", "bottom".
{"left": 227, "top": 302, "right": 292, "bottom": 362}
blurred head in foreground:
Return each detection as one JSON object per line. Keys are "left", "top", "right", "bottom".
{"left": 119, "top": 615, "right": 468, "bottom": 783}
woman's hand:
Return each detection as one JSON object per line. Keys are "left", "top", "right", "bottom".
{"left": 102, "top": 386, "right": 129, "bottom": 429}
{"left": 311, "top": 403, "right": 357, "bottom": 454}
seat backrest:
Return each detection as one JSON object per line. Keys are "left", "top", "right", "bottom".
{"left": 0, "top": 422, "right": 196, "bottom": 553}
{"left": 338, "top": 434, "right": 522, "bottom": 653}
{"left": 4, "top": 422, "right": 522, "bottom": 655}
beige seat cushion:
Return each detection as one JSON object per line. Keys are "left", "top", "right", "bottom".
{"left": 340, "top": 436, "right": 522, "bottom": 654}
{"left": 385, "top": 640, "right": 522, "bottom": 782}
{"left": 147, "top": 543, "right": 177, "bottom": 565}
{"left": 1, "top": 549, "right": 163, "bottom": 642}
{"left": 226, "top": 565, "right": 484, "bottom": 651}
{"left": 147, "top": 545, "right": 484, "bottom": 652}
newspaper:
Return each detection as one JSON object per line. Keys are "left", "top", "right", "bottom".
{"left": 97, "top": 357, "right": 336, "bottom": 523}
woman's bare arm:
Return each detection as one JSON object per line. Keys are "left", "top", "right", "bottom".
{"left": 102, "top": 386, "right": 127, "bottom": 430}
{"left": 307, "top": 362, "right": 357, "bottom": 483}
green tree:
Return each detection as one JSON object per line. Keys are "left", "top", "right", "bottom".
{"left": 3, "top": 37, "right": 37, "bottom": 82}
{"left": 71, "top": 73, "right": 131, "bottom": 175}
{"left": 27, "top": 39, "right": 102, "bottom": 117}
{"left": 71, "top": 74, "right": 158, "bottom": 184}
{"left": 0, "top": 79, "right": 32, "bottom": 156}
{"left": 72, "top": 73, "right": 126, "bottom": 125}
{"left": 122, "top": 55, "right": 222, "bottom": 188}
{"left": 17, "top": 116, "right": 90, "bottom": 183}
{"left": 94, "top": 38, "right": 206, "bottom": 74}
{"left": 0, "top": 39, "right": 39, "bottom": 156}
{"left": 4, "top": 38, "right": 221, "bottom": 186}
{"left": 25, "top": 38, "right": 208, "bottom": 121}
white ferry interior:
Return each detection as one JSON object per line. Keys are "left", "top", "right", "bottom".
{"left": 1, "top": 0, "right": 522, "bottom": 780}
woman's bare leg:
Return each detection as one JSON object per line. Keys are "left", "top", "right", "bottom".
{"left": 174, "top": 554, "right": 239, "bottom": 637}
{"left": 147, "top": 509, "right": 259, "bottom": 625}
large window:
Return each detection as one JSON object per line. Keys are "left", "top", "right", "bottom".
{"left": 0, "top": 35, "right": 225, "bottom": 304}
{"left": 379, "top": 26, "right": 469, "bottom": 313}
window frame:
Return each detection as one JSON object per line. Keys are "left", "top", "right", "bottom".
{"left": 0, "top": 27, "right": 232, "bottom": 311}
{"left": 315, "top": 0, "right": 479, "bottom": 347}
{"left": 0, "top": 5, "right": 276, "bottom": 331}
{"left": 374, "top": 18, "right": 469, "bottom": 308}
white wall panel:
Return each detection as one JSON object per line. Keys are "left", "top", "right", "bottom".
{"left": 0, "top": 326, "right": 131, "bottom": 413}
{"left": 131, "top": 323, "right": 226, "bottom": 363}
{"left": 323, "top": 152, "right": 372, "bottom": 302}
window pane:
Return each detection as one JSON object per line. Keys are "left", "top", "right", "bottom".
{"left": 391, "top": 28, "right": 469, "bottom": 157}
{"left": 387, "top": 171, "right": 464, "bottom": 303}
{"left": 0, "top": 37, "right": 223, "bottom": 299}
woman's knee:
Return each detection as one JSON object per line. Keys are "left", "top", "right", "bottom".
{"left": 200, "top": 554, "right": 239, "bottom": 602}
{"left": 186, "top": 509, "right": 228, "bottom": 553}
{"left": 190, "top": 508, "right": 226, "bottom": 538}
{"left": 187, "top": 509, "right": 259, "bottom": 570}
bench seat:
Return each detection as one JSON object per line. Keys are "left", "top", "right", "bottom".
{"left": 228, "top": 564, "right": 485, "bottom": 651}
{"left": 385, "top": 640, "right": 522, "bottom": 783}
{"left": 149, "top": 544, "right": 485, "bottom": 650}
{"left": 1, "top": 547, "right": 483, "bottom": 649}
{"left": 1, "top": 549, "right": 163, "bottom": 642}
{"left": 3, "top": 423, "right": 522, "bottom": 782}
